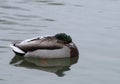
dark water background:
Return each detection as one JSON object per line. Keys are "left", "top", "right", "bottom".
{"left": 0, "top": 0, "right": 120, "bottom": 84}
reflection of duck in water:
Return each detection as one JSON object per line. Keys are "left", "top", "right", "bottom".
{"left": 10, "top": 55, "right": 79, "bottom": 77}
{"left": 10, "top": 33, "right": 79, "bottom": 76}
{"left": 10, "top": 33, "right": 79, "bottom": 58}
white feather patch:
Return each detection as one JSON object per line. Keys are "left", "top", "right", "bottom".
{"left": 10, "top": 44, "right": 25, "bottom": 54}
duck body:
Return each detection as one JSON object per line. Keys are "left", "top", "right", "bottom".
{"left": 10, "top": 33, "right": 79, "bottom": 58}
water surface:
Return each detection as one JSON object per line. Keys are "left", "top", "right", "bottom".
{"left": 0, "top": 0, "right": 120, "bottom": 84}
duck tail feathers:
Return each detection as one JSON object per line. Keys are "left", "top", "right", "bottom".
{"left": 10, "top": 44, "right": 25, "bottom": 54}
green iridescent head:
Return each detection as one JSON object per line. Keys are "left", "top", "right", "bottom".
{"left": 55, "top": 33, "right": 72, "bottom": 43}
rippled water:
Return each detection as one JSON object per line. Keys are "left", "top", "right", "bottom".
{"left": 0, "top": 0, "right": 120, "bottom": 84}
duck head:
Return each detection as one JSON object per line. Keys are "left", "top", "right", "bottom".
{"left": 54, "top": 33, "right": 72, "bottom": 44}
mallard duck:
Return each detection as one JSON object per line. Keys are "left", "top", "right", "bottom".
{"left": 10, "top": 33, "right": 79, "bottom": 58}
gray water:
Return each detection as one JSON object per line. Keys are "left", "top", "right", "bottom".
{"left": 0, "top": 0, "right": 120, "bottom": 84}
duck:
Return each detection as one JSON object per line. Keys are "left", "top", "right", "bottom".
{"left": 10, "top": 33, "right": 79, "bottom": 58}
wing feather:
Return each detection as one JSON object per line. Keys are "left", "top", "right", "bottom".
{"left": 15, "top": 39, "right": 63, "bottom": 52}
